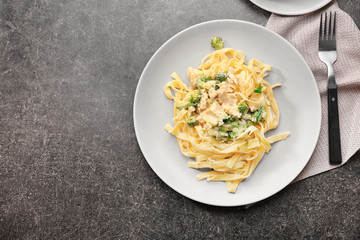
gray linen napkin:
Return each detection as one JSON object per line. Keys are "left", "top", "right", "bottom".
{"left": 266, "top": 1, "right": 360, "bottom": 182}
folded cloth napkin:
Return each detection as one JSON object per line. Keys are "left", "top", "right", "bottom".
{"left": 266, "top": 1, "right": 360, "bottom": 182}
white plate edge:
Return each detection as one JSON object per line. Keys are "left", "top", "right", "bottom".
{"left": 249, "top": 0, "right": 332, "bottom": 16}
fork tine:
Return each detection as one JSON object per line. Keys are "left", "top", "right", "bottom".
{"left": 319, "top": 13, "right": 323, "bottom": 41}
{"left": 324, "top": 12, "right": 328, "bottom": 40}
{"left": 329, "top": 12, "right": 332, "bottom": 40}
{"left": 333, "top": 12, "right": 336, "bottom": 40}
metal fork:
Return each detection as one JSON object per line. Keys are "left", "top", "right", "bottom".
{"left": 318, "top": 12, "right": 342, "bottom": 164}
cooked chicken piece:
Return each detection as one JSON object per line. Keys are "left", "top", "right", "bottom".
{"left": 197, "top": 101, "right": 227, "bottom": 126}
{"left": 208, "top": 87, "right": 219, "bottom": 99}
{"left": 203, "top": 80, "right": 216, "bottom": 89}
{"left": 198, "top": 90, "right": 208, "bottom": 111}
{"left": 187, "top": 67, "right": 197, "bottom": 89}
{"left": 220, "top": 93, "right": 241, "bottom": 118}
{"left": 262, "top": 109, "right": 267, "bottom": 118}
{"left": 204, "top": 122, "right": 213, "bottom": 130}
{"left": 227, "top": 67, "right": 237, "bottom": 84}
{"left": 187, "top": 106, "right": 196, "bottom": 117}
{"left": 249, "top": 104, "right": 258, "bottom": 112}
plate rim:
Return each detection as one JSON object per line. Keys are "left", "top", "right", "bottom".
{"left": 249, "top": 0, "right": 332, "bottom": 16}
{"left": 133, "top": 19, "right": 321, "bottom": 207}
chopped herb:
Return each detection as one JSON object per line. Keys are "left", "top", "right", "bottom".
{"left": 254, "top": 85, "right": 263, "bottom": 93}
{"left": 253, "top": 106, "right": 264, "bottom": 123}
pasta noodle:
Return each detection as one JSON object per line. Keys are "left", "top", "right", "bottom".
{"left": 164, "top": 48, "right": 290, "bottom": 193}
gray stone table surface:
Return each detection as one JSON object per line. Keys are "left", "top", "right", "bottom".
{"left": 0, "top": 0, "right": 359, "bottom": 239}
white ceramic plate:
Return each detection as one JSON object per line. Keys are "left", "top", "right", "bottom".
{"left": 134, "top": 20, "right": 321, "bottom": 207}
{"left": 250, "top": 0, "right": 331, "bottom": 16}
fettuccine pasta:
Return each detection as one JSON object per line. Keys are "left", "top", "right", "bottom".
{"left": 164, "top": 48, "right": 290, "bottom": 193}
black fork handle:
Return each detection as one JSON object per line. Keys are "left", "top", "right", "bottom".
{"left": 328, "top": 79, "right": 342, "bottom": 164}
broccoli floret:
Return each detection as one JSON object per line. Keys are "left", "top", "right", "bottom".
{"left": 236, "top": 120, "right": 247, "bottom": 129}
{"left": 223, "top": 115, "right": 235, "bottom": 123}
{"left": 216, "top": 126, "right": 237, "bottom": 140}
{"left": 252, "top": 106, "right": 264, "bottom": 123}
{"left": 186, "top": 116, "right": 197, "bottom": 127}
{"left": 189, "top": 90, "right": 201, "bottom": 105}
{"left": 227, "top": 131, "right": 235, "bottom": 139}
{"left": 196, "top": 79, "right": 204, "bottom": 89}
{"left": 196, "top": 78, "right": 215, "bottom": 90}
{"left": 211, "top": 36, "right": 224, "bottom": 50}
{"left": 217, "top": 131, "right": 229, "bottom": 139}
{"left": 219, "top": 126, "right": 227, "bottom": 132}
{"left": 219, "top": 125, "right": 232, "bottom": 132}
{"left": 238, "top": 100, "right": 249, "bottom": 114}
{"left": 214, "top": 84, "right": 220, "bottom": 90}
{"left": 254, "top": 85, "right": 262, "bottom": 93}
{"left": 176, "top": 103, "right": 190, "bottom": 110}
{"left": 215, "top": 73, "right": 227, "bottom": 83}
{"left": 176, "top": 104, "right": 186, "bottom": 110}
{"left": 176, "top": 90, "right": 201, "bottom": 109}
{"left": 246, "top": 119, "right": 254, "bottom": 128}
{"left": 230, "top": 121, "right": 240, "bottom": 128}
{"left": 198, "top": 74, "right": 212, "bottom": 82}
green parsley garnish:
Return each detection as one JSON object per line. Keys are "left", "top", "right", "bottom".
{"left": 254, "top": 85, "right": 262, "bottom": 93}
{"left": 253, "top": 106, "right": 264, "bottom": 123}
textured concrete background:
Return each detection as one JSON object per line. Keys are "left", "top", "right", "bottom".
{"left": 0, "top": 0, "right": 359, "bottom": 239}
